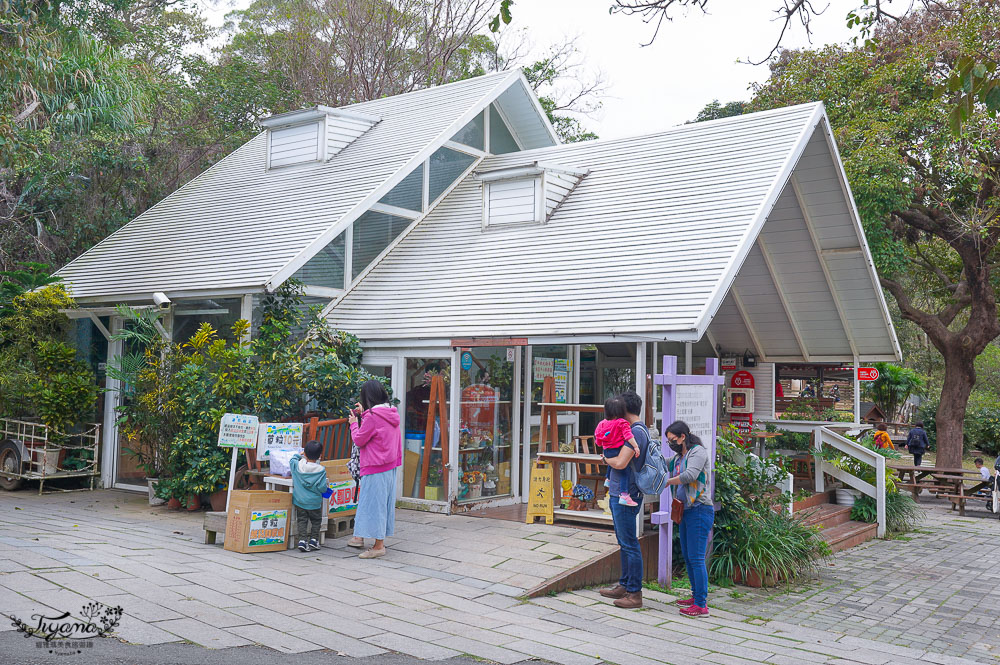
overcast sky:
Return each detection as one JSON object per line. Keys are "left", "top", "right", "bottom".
{"left": 198, "top": 0, "right": 859, "bottom": 140}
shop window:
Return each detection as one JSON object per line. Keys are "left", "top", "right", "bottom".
{"left": 351, "top": 210, "right": 411, "bottom": 280}
{"left": 403, "top": 358, "right": 451, "bottom": 500}
{"left": 489, "top": 104, "right": 520, "bottom": 154}
{"left": 171, "top": 298, "right": 242, "bottom": 344}
{"left": 428, "top": 146, "right": 477, "bottom": 203}
{"left": 458, "top": 347, "right": 515, "bottom": 503}
{"left": 292, "top": 230, "right": 346, "bottom": 289}
{"left": 451, "top": 111, "right": 485, "bottom": 151}
{"left": 378, "top": 164, "right": 423, "bottom": 212}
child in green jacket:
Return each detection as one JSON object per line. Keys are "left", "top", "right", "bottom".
{"left": 290, "top": 440, "right": 329, "bottom": 552}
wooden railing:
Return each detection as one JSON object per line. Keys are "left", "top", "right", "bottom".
{"left": 813, "top": 426, "right": 886, "bottom": 537}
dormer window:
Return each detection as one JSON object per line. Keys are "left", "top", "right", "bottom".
{"left": 475, "top": 162, "right": 587, "bottom": 230}
{"left": 260, "top": 106, "right": 379, "bottom": 170}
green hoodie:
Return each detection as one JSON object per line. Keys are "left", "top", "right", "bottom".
{"left": 289, "top": 454, "right": 328, "bottom": 510}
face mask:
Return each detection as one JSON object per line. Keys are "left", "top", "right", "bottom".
{"left": 668, "top": 440, "right": 683, "bottom": 454}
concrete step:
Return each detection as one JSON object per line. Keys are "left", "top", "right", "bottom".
{"left": 792, "top": 490, "right": 835, "bottom": 512}
{"left": 820, "top": 520, "right": 878, "bottom": 553}
{"left": 795, "top": 503, "right": 853, "bottom": 529}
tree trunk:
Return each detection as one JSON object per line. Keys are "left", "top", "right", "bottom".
{"left": 934, "top": 350, "right": 977, "bottom": 469}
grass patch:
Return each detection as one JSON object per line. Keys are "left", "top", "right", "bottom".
{"left": 742, "top": 615, "right": 770, "bottom": 625}
{"left": 729, "top": 590, "right": 747, "bottom": 599}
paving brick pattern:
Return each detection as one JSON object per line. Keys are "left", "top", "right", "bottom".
{"left": 712, "top": 496, "right": 1000, "bottom": 663}
{"left": 0, "top": 490, "right": 990, "bottom": 664}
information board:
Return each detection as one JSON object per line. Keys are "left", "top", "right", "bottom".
{"left": 675, "top": 383, "right": 715, "bottom": 443}
{"left": 553, "top": 358, "right": 569, "bottom": 403}
{"left": 256, "top": 422, "right": 304, "bottom": 458}
{"left": 532, "top": 357, "right": 554, "bottom": 381}
{"left": 525, "top": 460, "right": 554, "bottom": 525}
{"left": 218, "top": 413, "right": 259, "bottom": 449}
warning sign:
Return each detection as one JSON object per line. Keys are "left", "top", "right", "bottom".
{"left": 526, "top": 461, "right": 554, "bottom": 525}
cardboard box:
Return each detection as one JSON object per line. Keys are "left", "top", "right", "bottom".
{"left": 224, "top": 490, "right": 293, "bottom": 553}
{"left": 320, "top": 459, "right": 357, "bottom": 517}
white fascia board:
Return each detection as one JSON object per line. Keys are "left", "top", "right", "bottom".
{"left": 265, "top": 70, "right": 524, "bottom": 292}
{"left": 259, "top": 106, "right": 380, "bottom": 129}
{"left": 72, "top": 286, "right": 265, "bottom": 304}
{"left": 816, "top": 115, "right": 902, "bottom": 361}
{"left": 693, "top": 102, "right": 825, "bottom": 343}
{"left": 353, "top": 331, "right": 703, "bottom": 348}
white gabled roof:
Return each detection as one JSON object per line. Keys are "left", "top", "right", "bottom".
{"left": 55, "top": 71, "right": 556, "bottom": 302}
{"left": 326, "top": 102, "right": 900, "bottom": 361}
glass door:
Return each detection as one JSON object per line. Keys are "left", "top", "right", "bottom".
{"left": 107, "top": 316, "right": 147, "bottom": 491}
{"left": 521, "top": 345, "right": 579, "bottom": 501}
{"left": 400, "top": 355, "right": 451, "bottom": 501}
{"left": 456, "top": 347, "right": 520, "bottom": 504}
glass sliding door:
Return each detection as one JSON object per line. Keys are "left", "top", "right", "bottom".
{"left": 457, "top": 347, "right": 518, "bottom": 503}
{"left": 401, "top": 356, "right": 451, "bottom": 501}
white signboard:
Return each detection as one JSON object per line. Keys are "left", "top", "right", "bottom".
{"left": 218, "top": 413, "right": 259, "bottom": 449}
{"left": 257, "top": 423, "right": 304, "bottom": 458}
{"left": 533, "top": 357, "right": 554, "bottom": 382}
{"left": 675, "top": 384, "right": 715, "bottom": 443}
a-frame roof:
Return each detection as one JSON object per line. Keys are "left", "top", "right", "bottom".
{"left": 55, "top": 70, "right": 555, "bottom": 302}
{"left": 325, "top": 102, "right": 900, "bottom": 362}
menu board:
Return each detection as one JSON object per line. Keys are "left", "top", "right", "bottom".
{"left": 675, "top": 384, "right": 715, "bottom": 443}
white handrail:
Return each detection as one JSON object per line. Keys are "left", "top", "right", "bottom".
{"left": 813, "top": 426, "right": 886, "bottom": 537}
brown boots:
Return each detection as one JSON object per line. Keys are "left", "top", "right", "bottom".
{"left": 613, "top": 591, "right": 642, "bottom": 609}
{"left": 598, "top": 584, "right": 627, "bottom": 599}
{"left": 598, "top": 584, "right": 642, "bottom": 608}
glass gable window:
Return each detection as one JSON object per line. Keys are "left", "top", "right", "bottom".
{"left": 428, "top": 146, "right": 477, "bottom": 203}
{"left": 352, "top": 210, "right": 411, "bottom": 279}
{"left": 451, "top": 112, "right": 485, "bottom": 151}
{"left": 292, "top": 231, "right": 346, "bottom": 289}
{"left": 378, "top": 164, "right": 424, "bottom": 212}
{"left": 489, "top": 105, "right": 520, "bottom": 154}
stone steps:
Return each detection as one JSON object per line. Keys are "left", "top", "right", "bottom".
{"left": 792, "top": 491, "right": 878, "bottom": 553}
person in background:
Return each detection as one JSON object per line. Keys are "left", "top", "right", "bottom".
{"left": 598, "top": 390, "right": 650, "bottom": 609}
{"left": 975, "top": 457, "right": 992, "bottom": 482}
{"left": 289, "top": 440, "right": 329, "bottom": 553}
{"left": 873, "top": 423, "right": 894, "bottom": 450}
{"left": 347, "top": 379, "right": 402, "bottom": 559}
{"left": 905, "top": 421, "right": 929, "bottom": 466}
{"left": 664, "top": 420, "right": 713, "bottom": 618}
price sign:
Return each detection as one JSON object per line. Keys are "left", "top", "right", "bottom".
{"left": 858, "top": 367, "right": 880, "bottom": 381}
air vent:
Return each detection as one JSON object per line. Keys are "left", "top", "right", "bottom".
{"left": 261, "top": 106, "right": 380, "bottom": 170}
{"left": 474, "top": 162, "right": 587, "bottom": 230}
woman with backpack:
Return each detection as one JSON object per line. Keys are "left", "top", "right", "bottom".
{"left": 905, "top": 421, "right": 929, "bottom": 466}
{"left": 663, "top": 420, "right": 713, "bottom": 617}
{"left": 346, "top": 380, "right": 401, "bottom": 559}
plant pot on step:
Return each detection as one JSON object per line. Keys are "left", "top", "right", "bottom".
{"left": 835, "top": 488, "right": 862, "bottom": 507}
{"left": 167, "top": 497, "right": 182, "bottom": 510}
{"left": 209, "top": 489, "right": 228, "bottom": 512}
{"left": 568, "top": 497, "right": 587, "bottom": 511}
{"left": 185, "top": 494, "right": 201, "bottom": 511}
{"left": 146, "top": 478, "right": 166, "bottom": 506}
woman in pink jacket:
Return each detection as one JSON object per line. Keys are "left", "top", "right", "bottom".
{"left": 346, "top": 380, "right": 402, "bottom": 559}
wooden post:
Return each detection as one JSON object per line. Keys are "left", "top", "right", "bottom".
{"left": 538, "top": 376, "right": 558, "bottom": 453}
{"left": 419, "top": 375, "right": 449, "bottom": 499}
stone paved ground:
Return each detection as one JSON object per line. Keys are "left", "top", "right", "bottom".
{"left": 713, "top": 495, "right": 1000, "bottom": 663}
{"left": 0, "top": 489, "right": 993, "bottom": 664}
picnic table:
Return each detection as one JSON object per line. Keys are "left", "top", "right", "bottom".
{"left": 892, "top": 465, "right": 993, "bottom": 516}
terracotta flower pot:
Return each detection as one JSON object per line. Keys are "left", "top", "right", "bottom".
{"left": 568, "top": 497, "right": 587, "bottom": 511}
{"left": 185, "top": 494, "right": 201, "bottom": 511}
{"left": 209, "top": 489, "right": 228, "bottom": 512}
{"left": 733, "top": 566, "right": 778, "bottom": 588}
{"left": 167, "top": 497, "right": 182, "bottom": 510}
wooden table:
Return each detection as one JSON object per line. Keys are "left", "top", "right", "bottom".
{"left": 891, "top": 465, "right": 992, "bottom": 515}
{"left": 747, "top": 431, "right": 782, "bottom": 457}
{"left": 537, "top": 452, "right": 612, "bottom": 526}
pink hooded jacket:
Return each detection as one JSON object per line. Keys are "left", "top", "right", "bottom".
{"left": 349, "top": 405, "right": 402, "bottom": 476}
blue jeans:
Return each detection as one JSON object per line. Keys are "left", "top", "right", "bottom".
{"left": 610, "top": 499, "right": 643, "bottom": 592}
{"left": 679, "top": 502, "right": 714, "bottom": 607}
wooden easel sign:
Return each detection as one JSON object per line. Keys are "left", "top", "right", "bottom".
{"left": 526, "top": 460, "right": 554, "bottom": 525}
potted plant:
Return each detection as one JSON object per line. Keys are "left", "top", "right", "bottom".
{"left": 426, "top": 465, "right": 444, "bottom": 501}
{"left": 568, "top": 484, "right": 594, "bottom": 510}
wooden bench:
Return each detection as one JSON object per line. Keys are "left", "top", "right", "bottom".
{"left": 896, "top": 482, "right": 954, "bottom": 500}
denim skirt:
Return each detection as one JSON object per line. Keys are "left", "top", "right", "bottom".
{"left": 353, "top": 467, "right": 397, "bottom": 540}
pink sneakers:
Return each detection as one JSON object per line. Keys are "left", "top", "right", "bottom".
{"left": 618, "top": 493, "right": 639, "bottom": 506}
{"left": 675, "top": 597, "right": 695, "bottom": 607}
{"left": 679, "top": 604, "right": 710, "bottom": 617}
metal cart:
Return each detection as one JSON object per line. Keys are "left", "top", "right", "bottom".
{"left": 0, "top": 418, "right": 101, "bottom": 494}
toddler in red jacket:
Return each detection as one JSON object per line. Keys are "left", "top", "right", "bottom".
{"left": 595, "top": 397, "right": 640, "bottom": 506}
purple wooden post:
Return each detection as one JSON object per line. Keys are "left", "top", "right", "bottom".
{"left": 652, "top": 355, "right": 724, "bottom": 588}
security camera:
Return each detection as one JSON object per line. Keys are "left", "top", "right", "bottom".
{"left": 152, "top": 292, "right": 171, "bottom": 310}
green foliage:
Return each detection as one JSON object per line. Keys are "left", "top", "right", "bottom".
{"left": 0, "top": 263, "right": 61, "bottom": 319}
{"left": 763, "top": 424, "right": 812, "bottom": 452}
{"left": 0, "top": 285, "right": 97, "bottom": 434}
{"left": 146, "top": 281, "right": 375, "bottom": 500}
{"left": 690, "top": 99, "right": 746, "bottom": 123}
{"left": 850, "top": 493, "right": 923, "bottom": 534}
{"left": 711, "top": 429, "right": 826, "bottom": 585}
{"left": 862, "top": 362, "right": 924, "bottom": 423}
{"left": 831, "top": 437, "right": 899, "bottom": 494}
{"left": 917, "top": 396, "right": 1000, "bottom": 456}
